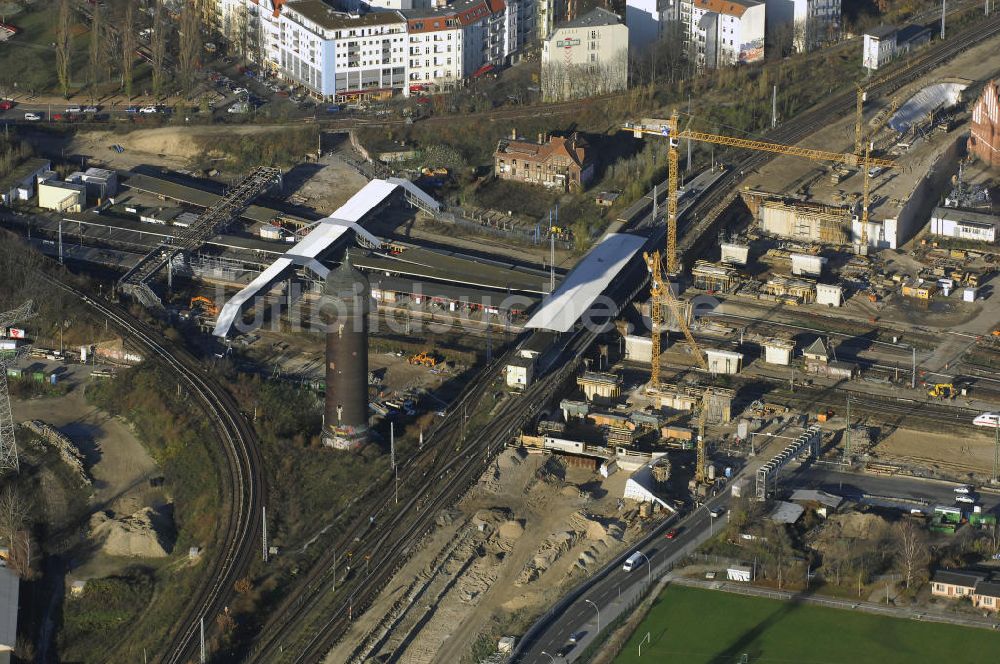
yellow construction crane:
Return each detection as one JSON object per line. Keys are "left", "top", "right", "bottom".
{"left": 643, "top": 250, "right": 709, "bottom": 387}
{"left": 627, "top": 111, "right": 895, "bottom": 260}
{"left": 644, "top": 251, "right": 713, "bottom": 485}
{"left": 854, "top": 63, "right": 912, "bottom": 157}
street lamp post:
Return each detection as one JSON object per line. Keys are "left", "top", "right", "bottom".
{"left": 585, "top": 598, "right": 600, "bottom": 633}
{"left": 638, "top": 551, "right": 652, "bottom": 587}
{"left": 540, "top": 651, "right": 555, "bottom": 663}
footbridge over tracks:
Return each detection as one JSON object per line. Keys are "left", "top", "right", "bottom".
{"left": 119, "top": 167, "right": 282, "bottom": 305}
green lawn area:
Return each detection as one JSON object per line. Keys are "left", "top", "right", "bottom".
{"left": 615, "top": 586, "right": 1000, "bottom": 664}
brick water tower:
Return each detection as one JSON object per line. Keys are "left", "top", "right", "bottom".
{"left": 320, "top": 253, "right": 371, "bottom": 450}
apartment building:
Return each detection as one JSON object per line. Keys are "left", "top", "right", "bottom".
{"left": 626, "top": 0, "right": 665, "bottom": 53}
{"left": 537, "top": 0, "right": 567, "bottom": 40}
{"left": 404, "top": 0, "right": 508, "bottom": 93}
{"left": 215, "top": 0, "right": 531, "bottom": 99}
{"left": 541, "top": 8, "right": 627, "bottom": 101}
{"left": 764, "top": 0, "right": 840, "bottom": 52}
{"left": 667, "top": 0, "right": 766, "bottom": 68}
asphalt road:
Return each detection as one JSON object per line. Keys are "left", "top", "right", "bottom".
{"left": 518, "top": 489, "right": 733, "bottom": 663}
{"left": 517, "top": 466, "right": 999, "bottom": 663}
{"left": 789, "top": 464, "right": 1000, "bottom": 514}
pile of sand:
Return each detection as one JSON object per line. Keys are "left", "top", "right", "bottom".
{"left": 89, "top": 507, "right": 174, "bottom": 558}
{"left": 498, "top": 520, "right": 524, "bottom": 540}
{"left": 810, "top": 512, "right": 889, "bottom": 554}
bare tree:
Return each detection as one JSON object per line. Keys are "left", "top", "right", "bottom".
{"left": 179, "top": 0, "right": 202, "bottom": 96}
{"left": 88, "top": 1, "right": 106, "bottom": 101}
{"left": 0, "top": 486, "right": 28, "bottom": 542}
{"left": 121, "top": 0, "right": 136, "bottom": 99}
{"left": 55, "top": 0, "right": 73, "bottom": 99}
{"left": 893, "top": 520, "right": 930, "bottom": 590}
{"left": 0, "top": 487, "right": 35, "bottom": 579}
{"left": 151, "top": 0, "right": 167, "bottom": 98}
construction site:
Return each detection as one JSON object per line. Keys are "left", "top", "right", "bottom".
{"left": 4, "top": 10, "right": 1000, "bottom": 663}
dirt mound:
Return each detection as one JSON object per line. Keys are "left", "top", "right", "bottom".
{"left": 89, "top": 507, "right": 174, "bottom": 558}
{"left": 75, "top": 125, "right": 276, "bottom": 161}
{"left": 472, "top": 507, "right": 512, "bottom": 533}
{"left": 498, "top": 520, "right": 524, "bottom": 540}
{"left": 811, "top": 512, "right": 890, "bottom": 554}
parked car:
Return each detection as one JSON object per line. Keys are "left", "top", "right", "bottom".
{"left": 954, "top": 485, "right": 973, "bottom": 494}
{"left": 23, "top": 112, "right": 42, "bottom": 121}
{"left": 665, "top": 529, "right": 678, "bottom": 540}
{"left": 955, "top": 494, "right": 976, "bottom": 504}
{"left": 0, "top": 100, "right": 15, "bottom": 110}
{"left": 709, "top": 507, "right": 725, "bottom": 518}
{"left": 139, "top": 106, "right": 158, "bottom": 114}
{"left": 326, "top": 104, "right": 341, "bottom": 113}
{"left": 82, "top": 105, "right": 99, "bottom": 113}
{"left": 233, "top": 87, "right": 248, "bottom": 95}
{"left": 65, "top": 105, "right": 82, "bottom": 113}
{"left": 125, "top": 105, "right": 140, "bottom": 114}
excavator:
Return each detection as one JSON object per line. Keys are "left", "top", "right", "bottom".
{"left": 928, "top": 383, "right": 956, "bottom": 400}
{"left": 408, "top": 351, "right": 440, "bottom": 367}
{"left": 189, "top": 296, "right": 219, "bottom": 317}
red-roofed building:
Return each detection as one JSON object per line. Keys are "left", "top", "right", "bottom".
{"left": 969, "top": 79, "right": 1000, "bottom": 169}
{"left": 494, "top": 130, "right": 595, "bottom": 191}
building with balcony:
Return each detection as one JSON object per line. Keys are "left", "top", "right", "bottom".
{"left": 666, "top": 0, "right": 766, "bottom": 69}
{"left": 541, "top": 8, "right": 627, "bottom": 102}
{"left": 214, "top": 0, "right": 532, "bottom": 98}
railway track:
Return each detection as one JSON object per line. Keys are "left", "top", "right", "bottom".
{"left": 40, "top": 271, "right": 263, "bottom": 664}
{"left": 249, "top": 327, "right": 597, "bottom": 662}
{"left": 643, "top": 12, "right": 1000, "bottom": 255}
{"left": 254, "top": 14, "right": 1000, "bottom": 661}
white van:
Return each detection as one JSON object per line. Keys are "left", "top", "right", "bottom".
{"left": 623, "top": 551, "right": 643, "bottom": 572}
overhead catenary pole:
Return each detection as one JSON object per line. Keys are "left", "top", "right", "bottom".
{"left": 549, "top": 232, "right": 555, "bottom": 293}
{"left": 390, "top": 422, "right": 395, "bottom": 469}
{"left": 941, "top": 0, "right": 947, "bottom": 39}
{"left": 262, "top": 505, "right": 268, "bottom": 563}
{"left": 772, "top": 84, "right": 778, "bottom": 129}
{"left": 200, "top": 616, "right": 206, "bottom": 664}
{"left": 993, "top": 424, "right": 999, "bottom": 485}
{"left": 911, "top": 347, "right": 916, "bottom": 389}
{"left": 686, "top": 95, "right": 692, "bottom": 172}
{"left": 844, "top": 392, "right": 852, "bottom": 463}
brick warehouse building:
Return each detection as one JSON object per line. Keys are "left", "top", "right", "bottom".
{"left": 969, "top": 79, "right": 1000, "bottom": 168}
{"left": 494, "top": 131, "right": 595, "bottom": 191}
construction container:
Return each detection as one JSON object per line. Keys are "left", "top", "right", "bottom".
{"left": 49, "top": 373, "right": 58, "bottom": 385}
{"left": 0, "top": 340, "right": 18, "bottom": 351}
{"left": 5, "top": 368, "right": 22, "bottom": 378}
{"left": 32, "top": 372, "right": 45, "bottom": 383}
